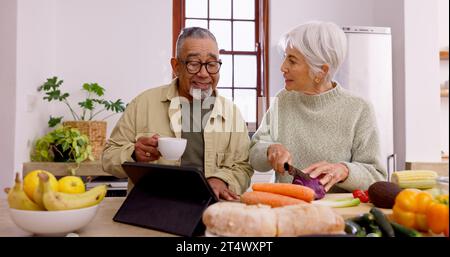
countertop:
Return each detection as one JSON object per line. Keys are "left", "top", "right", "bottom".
{"left": 0, "top": 194, "right": 391, "bottom": 237}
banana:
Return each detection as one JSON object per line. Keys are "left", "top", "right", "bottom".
{"left": 5, "top": 173, "right": 44, "bottom": 211}
{"left": 39, "top": 173, "right": 107, "bottom": 211}
{"left": 32, "top": 173, "right": 46, "bottom": 210}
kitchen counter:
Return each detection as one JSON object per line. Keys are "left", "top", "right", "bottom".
{"left": 0, "top": 194, "right": 391, "bottom": 237}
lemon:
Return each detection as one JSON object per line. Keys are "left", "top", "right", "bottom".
{"left": 58, "top": 176, "right": 86, "bottom": 194}
{"left": 23, "top": 170, "right": 59, "bottom": 200}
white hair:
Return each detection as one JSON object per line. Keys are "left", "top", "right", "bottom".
{"left": 279, "top": 21, "right": 347, "bottom": 83}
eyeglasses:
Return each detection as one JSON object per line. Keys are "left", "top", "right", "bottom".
{"left": 182, "top": 60, "right": 222, "bottom": 74}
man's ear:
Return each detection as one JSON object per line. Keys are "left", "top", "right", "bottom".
{"left": 170, "top": 58, "right": 179, "bottom": 77}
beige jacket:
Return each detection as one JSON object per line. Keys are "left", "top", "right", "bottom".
{"left": 102, "top": 79, "right": 254, "bottom": 194}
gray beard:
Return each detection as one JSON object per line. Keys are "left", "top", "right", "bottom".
{"left": 190, "top": 87, "right": 213, "bottom": 100}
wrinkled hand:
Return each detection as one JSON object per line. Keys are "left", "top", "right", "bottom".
{"left": 267, "top": 144, "right": 292, "bottom": 174}
{"left": 207, "top": 177, "right": 239, "bottom": 201}
{"left": 303, "top": 161, "right": 349, "bottom": 192}
{"left": 134, "top": 135, "right": 161, "bottom": 162}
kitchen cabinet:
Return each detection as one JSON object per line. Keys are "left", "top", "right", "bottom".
{"left": 405, "top": 161, "right": 449, "bottom": 177}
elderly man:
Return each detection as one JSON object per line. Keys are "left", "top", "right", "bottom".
{"left": 102, "top": 27, "right": 253, "bottom": 200}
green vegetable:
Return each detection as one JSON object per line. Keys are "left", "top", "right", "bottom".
{"left": 351, "top": 213, "right": 375, "bottom": 227}
{"left": 366, "top": 222, "right": 383, "bottom": 237}
{"left": 390, "top": 221, "right": 422, "bottom": 237}
{"left": 313, "top": 197, "right": 360, "bottom": 208}
{"left": 345, "top": 220, "right": 366, "bottom": 237}
{"left": 370, "top": 207, "right": 395, "bottom": 237}
{"left": 351, "top": 213, "right": 383, "bottom": 237}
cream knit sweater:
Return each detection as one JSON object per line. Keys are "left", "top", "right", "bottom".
{"left": 249, "top": 83, "right": 387, "bottom": 192}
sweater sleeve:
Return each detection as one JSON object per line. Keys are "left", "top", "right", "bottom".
{"left": 336, "top": 102, "right": 387, "bottom": 191}
{"left": 249, "top": 97, "right": 279, "bottom": 172}
{"left": 101, "top": 99, "right": 137, "bottom": 178}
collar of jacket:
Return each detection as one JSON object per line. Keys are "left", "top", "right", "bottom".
{"left": 159, "top": 78, "right": 229, "bottom": 121}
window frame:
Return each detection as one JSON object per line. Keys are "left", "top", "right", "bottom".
{"left": 172, "top": 0, "right": 269, "bottom": 131}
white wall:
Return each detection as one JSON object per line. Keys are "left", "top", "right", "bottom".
{"left": 404, "top": 0, "right": 441, "bottom": 162}
{"left": 14, "top": 0, "right": 56, "bottom": 186}
{"left": 14, "top": 0, "right": 173, "bottom": 174}
{"left": 0, "top": 0, "right": 17, "bottom": 197}
{"left": 269, "top": 0, "right": 376, "bottom": 96}
{"left": 373, "top": 0, "right": 406, "bottom": 169}
{"left": 438, "top": 0, "right": 449, "bottom": 156}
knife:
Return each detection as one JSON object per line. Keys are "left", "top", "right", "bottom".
{"left": 284, "top": 163, "right": 312, "bottom": 180}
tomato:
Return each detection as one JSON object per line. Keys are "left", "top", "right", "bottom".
{"left": 353, "top": 189, "right": 369, "bottom": 203}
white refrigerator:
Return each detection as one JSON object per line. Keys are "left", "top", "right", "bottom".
{"left": 334, "top": 26, "right": 396, "bottom": 180}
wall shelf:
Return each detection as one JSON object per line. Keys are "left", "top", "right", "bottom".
{"left": 22, "top": 161, "right": 109, "bottom": 177}
{"left": 440, "top": 50, "right": 449, "bottom": 60}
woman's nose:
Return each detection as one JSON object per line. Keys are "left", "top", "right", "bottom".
{"left": 280, "top": 63, "right": 288, "bottom": 73}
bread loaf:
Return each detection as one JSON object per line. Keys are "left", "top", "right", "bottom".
{"left": 202, "top": 202, "right": 277, "bottom": 236}
{"left": 275, "top": 204, "right": 345, "bottom": 236}
{"left": 202, "top": 202, "right": 345, "bottom": 236}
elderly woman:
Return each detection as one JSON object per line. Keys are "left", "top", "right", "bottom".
{"left": 249, "top": 21, "right": 386, "bottom": 193}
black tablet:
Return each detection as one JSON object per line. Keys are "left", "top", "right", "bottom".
{"left": 113, "top": 162, "right": 218, "bottom": 236}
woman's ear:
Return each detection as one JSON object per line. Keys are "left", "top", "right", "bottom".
{"left": 314, "top": 64, "right": 330, "bottom": 84}
{"left": 320, "top": 64, "right": 329, "bottom": 76}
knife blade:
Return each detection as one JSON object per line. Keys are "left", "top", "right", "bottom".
{"left": 284, "top": 163, "right": 312, "bottom": 180}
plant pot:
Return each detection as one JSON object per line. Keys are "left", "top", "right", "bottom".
{"left": 53, "top": 144, "right": 71, "bottom": 162}
{"left": 63, "top": 121, "right": 107, "bottom": 161}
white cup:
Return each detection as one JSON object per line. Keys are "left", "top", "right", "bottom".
{"left": 157, "top": 137, "right": 187, "bottom": 160}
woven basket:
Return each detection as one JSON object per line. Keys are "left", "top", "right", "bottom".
{"left": 63, "top": 121, "right": 107, "bottom": 160}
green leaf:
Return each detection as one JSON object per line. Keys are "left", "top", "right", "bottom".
{"left": 102, "top": 99, "right": 125, "bottom": 113}
{"left": 59, "top": 93, "right": 69, "bottom": 101}
{"left": 40, "top": 150, "right": 49, "bottom": 159}
{"left": 79, "top": 99, "right": 94, "bottom": 110}
{"left": 48, "top": 116, "right": 63, "bottom": 127}
{"left": 38, "top": 76, "right": 62, "bottom": 92}
{"left": 83, "top": 83, "right": 105, "bottom": 96}
{"left": 77, "top": 139, "right": 85, "bottom": 146}
{"left": 62, "top": 141, "right": 69, "bottom": 152}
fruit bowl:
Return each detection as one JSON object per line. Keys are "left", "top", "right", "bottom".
{"left": 8, "top": 204, "right": 99, "bottom": 236}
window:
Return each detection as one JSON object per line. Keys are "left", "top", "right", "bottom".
{"left": 173, "top": 0, "right": 269, "bottom": 131}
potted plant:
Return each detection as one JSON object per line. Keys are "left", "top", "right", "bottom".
{"left": 37, "top": 76, "right": 126, "bottom": 160}
{"left": 30, "top": 125, "right": 95, "bottom": 175}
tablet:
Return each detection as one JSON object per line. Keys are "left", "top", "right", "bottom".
{"left": 113, "top": 162, "right": 218, "bottom": 236}
{"left": 121, "top": 162, "right": 218, "bottom": 202}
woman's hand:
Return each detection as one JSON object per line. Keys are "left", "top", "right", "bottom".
{"left": 267, "top": 144, "right": 292, "bottom": 174}
{"left": 303, "top": 161, "right": 349, "bottom": 191}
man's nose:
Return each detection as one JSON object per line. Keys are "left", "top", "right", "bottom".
{"left": 197, "top": 64, "right": 210, "bottom": 77}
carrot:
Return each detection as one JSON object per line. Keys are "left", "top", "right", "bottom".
{"left": 252, "top": 183, "right": 315, "bottom": 202}
{"left": 240, "top": 191, "right": 306, "bottom": 208}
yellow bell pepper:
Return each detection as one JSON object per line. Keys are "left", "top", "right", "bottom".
{"left": 426, "top": 195, "right": 449, "bottom": 235}
{"left": 392, "top": 189, "right": 434, "bottom": 231}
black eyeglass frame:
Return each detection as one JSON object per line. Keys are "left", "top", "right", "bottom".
{"left": 181, "top": 60, "right": 223, "bottom": 74}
